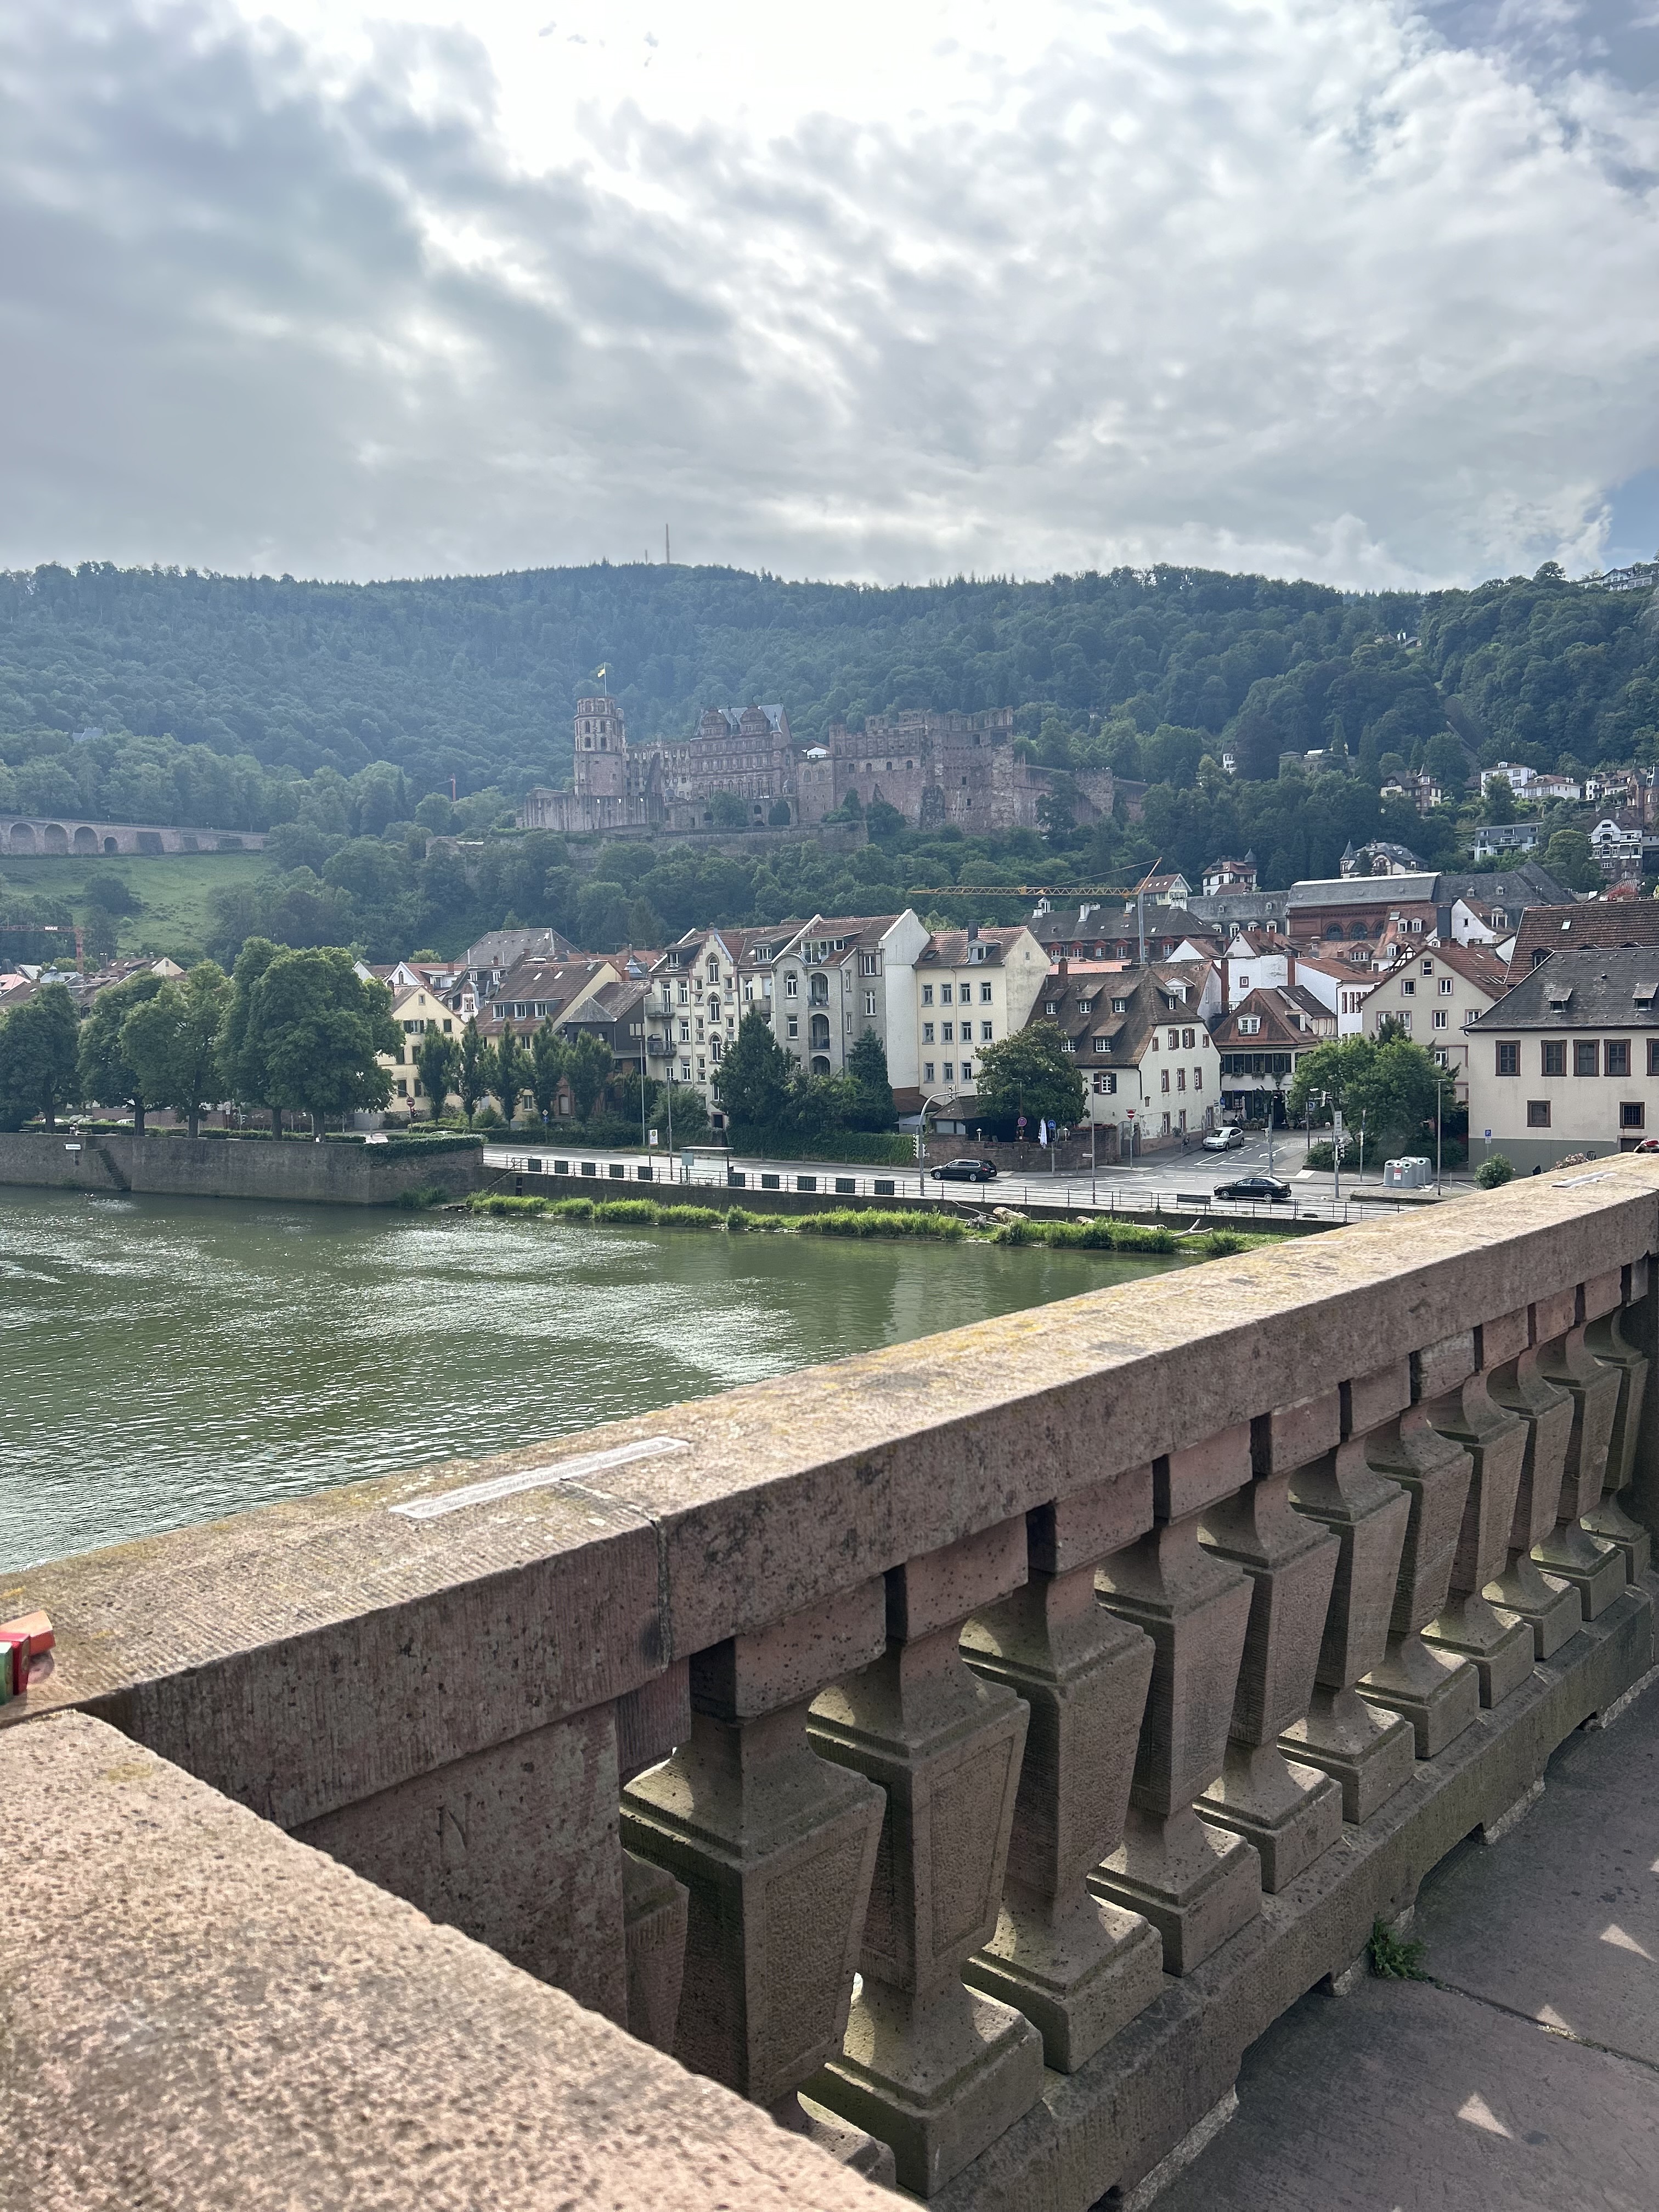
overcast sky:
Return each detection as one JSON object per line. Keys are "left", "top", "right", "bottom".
{"left": 1, "top": 0, "right": 1655, "bottom": 591}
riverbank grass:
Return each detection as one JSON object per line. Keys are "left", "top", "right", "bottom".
{"left": 462, "top": 1191, "right": 1285, "bottom": 1260}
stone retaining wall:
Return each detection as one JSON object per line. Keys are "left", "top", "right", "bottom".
{"left": 0, "top": 1131, "right": 485, "bottom": 1205}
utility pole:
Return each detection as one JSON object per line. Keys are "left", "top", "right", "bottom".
{"left": 665, "top": 524, "right": 672, "bottom": 566}
{"left": 1137, "top": 890, "right": 1146, "bottom": 966}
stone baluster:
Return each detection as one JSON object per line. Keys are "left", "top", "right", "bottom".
{"left": 1417, "top": 1313, "right": 1535, "bottom": 1708}
{"left": 1536, "top": 1273, "right": 1628, "bottom": 1618}
{"left": 617, "top": 1664, "right": 693, "bottom": 2053}
{"left": 1354, "top": 1334, "right": 1481, "bottom": 1758}
{"left": 958, "top": 1475, "right": 1161, "bottom": 2072}
{"left": 1279, "top": 1363, "right": 1416, "bottom": 1826}
{"left": 619, "top": 1583, "right": 890, "bottom": 2176}
{"left": 805, "top": 1521, "right": 1044, "bottom": 2199}
{"left": 1091, "top": 1426, "right": 1261, "bottom": 1973}
{"left": 1584, "top": 1261, "right": 1652, "bottom": 1578}
{"left": 1193, "top": 1395, "right": 1344, "bottom": 1893}
{"left": 1482, "top": 1293, "right": 1583, "bottom": 1662}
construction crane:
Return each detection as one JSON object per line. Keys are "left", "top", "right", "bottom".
{"left": 0, "top": 921, "right": 86, "bottom": 969}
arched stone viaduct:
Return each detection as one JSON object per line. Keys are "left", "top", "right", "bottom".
{"left": 0, "top": 815, "right": 266, "bottom": 856}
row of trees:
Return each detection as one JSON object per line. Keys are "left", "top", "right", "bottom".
{"left": 0, "top": 945, "right": 402, "bottom": 1134}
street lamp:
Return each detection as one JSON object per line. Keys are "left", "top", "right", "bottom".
{"left": 1435, "top": 1076, "right": 1449, "bottom": 1194}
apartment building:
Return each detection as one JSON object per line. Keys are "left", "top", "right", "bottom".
{"left": 1467, "top": 947, "right": 1659, "bottom": 1170}
{"left": 913, "top": 924, "right": 1049, "bottom": 1108}
{"left": 639, "top": 911, "right": 935, "bottom": 1131}
{"left": 1359, "top": 943, "right": 1508, "bottom": 1104}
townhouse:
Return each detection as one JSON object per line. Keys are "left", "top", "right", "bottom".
{"left": 1468, "top": 946, "right": 1659, "bottom": 1170}
{"left": 1358, "top": 941, "right": 1508, "bottom": 1104}
{"left": 1032, "top": 961, "right": 1222, "bottom": 1147}
{"left": 913, "top": 924, "right": 1049, "bottom": 1108}
{"left": 1212, "top": 985, "right": 1336, "bottom": 1122}
{"left": 377, "top": 978, "right": 464, "bottom": 1118}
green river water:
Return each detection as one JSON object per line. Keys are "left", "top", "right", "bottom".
{"left": 0, "top": 1188, "right": 1180, "bottom": 1568}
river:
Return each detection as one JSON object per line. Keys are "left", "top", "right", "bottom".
{"left": 0, "top": 1188, "right": 1181, "bottom": 1567}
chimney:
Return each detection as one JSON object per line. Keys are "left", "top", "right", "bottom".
{"left": 967, "top": 921, "right": 979, "bottom": 940}
{"left": 1057, "top": 958, "right": 1069, "bottom": 979}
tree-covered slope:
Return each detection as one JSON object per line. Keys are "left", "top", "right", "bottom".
{"left": 0, "top": 557, "right": 1652, "bottom": 827}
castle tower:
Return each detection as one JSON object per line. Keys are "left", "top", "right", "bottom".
{"left": 573, "top": 696, "right": 627, "bottom": 801}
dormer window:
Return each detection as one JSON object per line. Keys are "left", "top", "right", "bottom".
{"left": 1111, "top": 997, "right": 1128, "bottom": 1014}
{"left": 1238, "top": 1016, "right": 1262, "bottom": 1035}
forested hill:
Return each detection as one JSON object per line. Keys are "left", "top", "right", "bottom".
{"left": 1, "top": 560, "right": 1654, "bottom": 823}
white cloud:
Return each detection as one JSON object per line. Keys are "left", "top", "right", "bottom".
{"left": 0, "top": 0, "right": 1654, "bottom": 589}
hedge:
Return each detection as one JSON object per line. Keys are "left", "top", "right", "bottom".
{"left": 724, "top": 1126, "right": 916, "bottom": 1167}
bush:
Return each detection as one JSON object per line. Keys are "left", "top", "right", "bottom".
{"left": 795, "top": 1207, "right": 964, "bottom": 1241}
{"left": 990, "top": 1216, "right": 1179, "bottom": 1255}
{"left": 471, "top": 1193, "right": 549, "bottom": 1216}
{"left": 393, "top": 1183, "right": 450, "bottom": 1211}
{"left": 654, "top": 1205, "right": 723, "bottom": 1228}
{"left": 1198, "top": 1229, "right": 1248, "bottom": 1256}
{"left": 592, "top": 1198, "right": 661, "bottom": 1224}
{"left": 472, "top": 1102, "right": 505, "bottom": 1131}
{"left": 548, "top": 1196, "right": 595, "bottom": 1219}
{"left": 1475, "top": 1153, "right": 1515, "bottom": 1189}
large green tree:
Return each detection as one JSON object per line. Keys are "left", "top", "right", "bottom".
{"left": 493, "top": 1025, "right": 530, "bottom": 1126}
{"left": 415, "top": 1026, "right": 460, "bottom": 1120}
{"left": 1286, "top": 1034, "right": 1442, "bottom": 1147}
{"left": 1544, "top": 828, "right": 1601, "bottom": 893}
{"left": 457, "top": 1016, "right": 489, "bottom": 1123}
{"left": 119, "top": 962, "right": 230, "bottom": 1137}
{"left": 973, "top": 1022, "right": 1086, "bottom": 1132}
{"left": 77, "top": 971, "right": 168, "bottom": 1132}
{"left": 845, "top": 1029, "right": 897, "bottom": 1132}
{"left": 564, "top": 1031, "right": 613, "bottom": 1122}
{"left": 529, "top": 1019, "right": 566, "bottom": 1128}
{"left": 219, "top": 937, "right": 284, "bottom": 1133}
{"left": 0, "top": 984, "right": 81, "bottom": 1130}
{"left": 718, "top": 1008, "right": 794, "bottom": 1131}
{"left": 244, "top": 948, "right": 400, "bottom": 1135}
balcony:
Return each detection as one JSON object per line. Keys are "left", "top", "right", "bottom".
{"left": 5, "top": 1165, "right": 1659, "bottom": 2208}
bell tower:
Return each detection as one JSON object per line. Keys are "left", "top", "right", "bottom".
{"left": 573, "top": 696, "right": 627, "bottom": 801}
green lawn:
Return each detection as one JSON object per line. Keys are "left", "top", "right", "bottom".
{"left": 0, "top": 853, "right": 272, "bottom": 961}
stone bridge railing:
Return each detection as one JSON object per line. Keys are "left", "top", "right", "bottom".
{"left": 5, "top": 1163, "right": 1659, "bottom": 2209}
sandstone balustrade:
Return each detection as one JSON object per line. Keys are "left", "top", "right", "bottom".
{"left": 1193, "top": 1397, "right": 1344, "bottom": 1895}
{"left": 1350, "top": 1376, "right": 1483, "bottom": 1759}
{"left": 1091, "top": 1428, "right": 1262, "bottom": 1971}
{"left": 1537, "top": 1274, "right": 1629, "bottom": 1618}
{"left": 1418, "top": 1318, "right": 1537, "bottom": 1708}
{"left": 7, "top": 1165, "right": 1659, "bottom": 2212}
{"left": 1279, "top": 1364, "right": 1417, "bottom": 1824}
{"left": 804, "top": 1523, "right": 1045, "bottom": 2196}
{"left": 1586, "top": 1278, "right": 1653, "bottom": 1579}
{"left": 958, "top": 1481, "right": 1161, "bottom": 2071}
{"left": 1482, "top": 1291, "right": 1583, "bottom": 1662}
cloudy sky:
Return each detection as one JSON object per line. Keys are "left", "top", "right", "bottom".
{"left": 2, "top": 0, "right": 1655, "bottom": 590}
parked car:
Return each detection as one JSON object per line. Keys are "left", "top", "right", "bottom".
{"left": 1215, "top": 1173, "right": 1292, "bottom": 1203}
{"left": 1201, "top": 1126, "right": 1245, "bottom": 1152}
{"left": 929, "top": 1158, "right": 999, "bottom": 1183}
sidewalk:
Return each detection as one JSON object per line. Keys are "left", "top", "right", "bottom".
{"left": 1152, "top": 1670, "right": 1659, "bottom": 2212}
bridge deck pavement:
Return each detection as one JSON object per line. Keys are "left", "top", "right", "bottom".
{"left": 1150, "top": 1674, "right": 1659, "bottom": 2212}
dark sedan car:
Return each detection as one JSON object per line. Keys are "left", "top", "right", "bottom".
{"left": 1215, "top": 1173, "right": 1293, "bottom": 1203}
{"left": 929, "top": 1158, "right": 999, "bottom": 1183}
